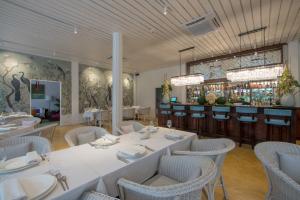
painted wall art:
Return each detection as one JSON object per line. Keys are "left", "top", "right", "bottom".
{"left": 79, "top": 64, "right": 134, "bottom": 113}
{"left": 0, "top": 50, "right": 72, "bottom": 114}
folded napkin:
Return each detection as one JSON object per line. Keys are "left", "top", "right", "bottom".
{"left": 118, "top": 145, "right": 146, "bottom": 158}
{"left": 103, "top": 134, "right": 120, "bottom": 143}
{"left": 165, "top": 132, "right": 184, "bottom": 140}
{"left": 25, "top": 151, "right": 42, "bottom": 165}
{"left": 22, "top": 120, "right": 35, "bottom": 127}
{"left": 93, "top": 138, "right": 114, "bottom": 146}
{"left": 0, "top": 178, "right": 27, "bottom": 200}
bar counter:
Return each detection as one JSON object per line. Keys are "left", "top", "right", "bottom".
{"left": 157, "top": 104, "right": 300, "bottom": 143}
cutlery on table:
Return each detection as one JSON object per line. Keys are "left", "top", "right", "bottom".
{"left": 55, "top": 173, "right": 66, "bottom": 191}
{"left": 136, "top": 144, "right": 154, "bottom": 152}
{"left": 61, "top": 175, "right": 69, "bottom": 190}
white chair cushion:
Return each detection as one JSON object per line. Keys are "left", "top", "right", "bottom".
{"left": 77, "top": 131, "right": 96, "bottom": 145}
{"left": 1, "top": 143, "right": 32, "bottom": 160}
{"left": 120, "top": 124, "right": 134, "bottom": 134}
{"left": 143, "top": 174, "right": 179, "bottom": 187}
{"left": 278, "top": 152, "right": 300, "bottom": 184}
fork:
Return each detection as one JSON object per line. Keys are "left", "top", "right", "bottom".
{"left": 61, "top": 175, "right": 69, "bottom": 190}
{"left": 55, "top": 173, "right": 66, "bottom": 191}
{"left": 116, "top": 154, "right": 129, "bottom": 164}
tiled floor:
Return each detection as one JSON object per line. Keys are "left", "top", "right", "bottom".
{"left": 51, "top": 123, "right": 270, "bottom": 200}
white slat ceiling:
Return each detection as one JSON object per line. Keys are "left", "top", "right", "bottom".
{"left": 0, "top": 0, "right": 299, "bottom": 72}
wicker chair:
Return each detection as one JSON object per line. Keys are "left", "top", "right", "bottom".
{"left": 123, "top": 108, "right": 136, "bottom": 120}
{"left": 117, "top": 155, "right": 217, "bottom": 200}
{"left": 64, "top": 126, "right": 111, "bottom": 146}
{"left": 137, "top": 107, "right": 151, "bottom": 122}
{"left": 118, "top": 121, "right": 145, "bottom": 135}
{"left": 173, "top": 138, "right": 235, "bottom": 200}
{"left": 0, "top": 136, "right": 51, "bottom": 159}
{"left": 255, "top": 142, "right": 300, "bottom": 200}
{"left": 81, "top": 191, "right": 119, "bottom": 200}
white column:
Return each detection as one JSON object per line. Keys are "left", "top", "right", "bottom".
{"left": 112, "top": 32, "right": 123, "bottom": 135}
{"left": 71, "top": 60, "right": 80, "bottom": 123}
{"left": 288, "top": 40, "right": 300, "bottom": 106}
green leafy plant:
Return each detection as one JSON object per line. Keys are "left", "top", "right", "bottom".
{"left": 161, "top": 79, "right": 172, "bottom": 96}
{"left": 216, "top": 96, "right": 226, "bottom": 105}
{"left": 277, "top": 66, "right": 300, "bottom": 97}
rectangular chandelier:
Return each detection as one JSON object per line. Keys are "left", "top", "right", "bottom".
{"left": 226, "top": 65, "right": 284, "bottom": 82}
{"left": 170, "top": 73, "right": 204, "bottom": 86}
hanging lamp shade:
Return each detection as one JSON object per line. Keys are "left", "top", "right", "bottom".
{"left": 170, "top": 73, "right": 204, "bottom": 86}
{"left": 226, "top": 65, "right": 284, "bottom": 82}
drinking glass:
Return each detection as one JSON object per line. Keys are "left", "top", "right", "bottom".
{"left": 166, "top": 120, "right": 172, "bottom": 129}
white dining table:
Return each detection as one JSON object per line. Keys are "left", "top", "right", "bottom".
{"left": 0, "top": 127, "right": 196, "bottom": 200}
{"left": 0, "top": 125, "right": 35, "bottom": 140}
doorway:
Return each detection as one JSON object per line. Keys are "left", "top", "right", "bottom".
{"left": 30, "top": 80, "right": 61, "bottom": 125}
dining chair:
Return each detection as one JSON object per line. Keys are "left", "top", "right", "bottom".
{"left": 212, "top": 106, "right": 230, "bottom": 137}
{"left": 117, "top": 155, "right": 217, "bottom": 200}
{"left": 81, "top": 191, "right": 119, "bottom": 200}
{"left": 0, "top": 136, "right": 51, "bottom": 160}
{"left": 123, "top": 108, "right": 136, "bottom": 120}
{"left": 34, "top": 123, "right": 58, "bottom": 142}
{"left": 64, "top": 126, "right": 110, "bottom": 146}
{"left": 173, "top": 138, "right": 235, "bottom": 200}
{"left": 255, "top": 142, "right": 300, "bottom": 200}
{"left": 118, "top": 120, "right": 145, "bottom": 135}
{"left": 137, "top": 106, "right": 151, "bottom": 122}
{"left": 96, "top": 110, "right": 111, "bottom": 128}
{"left": 9, "top": 117, "right": 41, "bottom": 128}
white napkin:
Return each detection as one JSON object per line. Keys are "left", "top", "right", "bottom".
{"left": 25, "top": 151, "right": 42, "bottom": 165}
{"left": 118, "top": 145, "right": 146, "bottom": 158}
{"left": 165, "top": 132, "right": 184, "bottom": 140}
{"left": 22, "top": 120, "right": 35, "bottom": 127}
{"left": 93, "top": 138, "right": 114, "bottom": 146}
{"left": 103, "top": 134, "right": 120, "bottom": 143}
{"left": 0, "top": 178, "right": 27, "bottom": 200}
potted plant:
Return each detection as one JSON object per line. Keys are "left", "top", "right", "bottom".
{"left": 216, "top": 96, "right": 226, "bottom": 105}
{"left": 197, "top": 86, "right": 207, "bottom": 105}
{"left": 277, "top": 66, "right": 300, "bottom": 106}
{"left": 161, "top": 79, "right": 172, "bottom": 103}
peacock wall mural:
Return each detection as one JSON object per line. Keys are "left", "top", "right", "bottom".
{"left": 79, "top": 64, "right": 134, "bottom": 113}
{"left": 0, "top": 49, "right": 72, "bottom": 114}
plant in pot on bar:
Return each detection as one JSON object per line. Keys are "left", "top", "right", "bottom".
{"left": 161, "top": 79, "right": 172, "bottom": 103}
{"left": 277, "top": 66, "right": 300, "bottom": 107}
{"left": 197, "top": 86, "right": 207, "bottom": 105}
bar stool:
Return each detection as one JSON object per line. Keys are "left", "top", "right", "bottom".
{"left": 212, "top": 106, "right": 230, "bottom": 137}
{"left": 264, "top": 109, "right": 292, "bottom": 142}
{"left": 236, "top": 107, "right": 257, "bottom": 149}
{"left": 158, "top": 103, "right": 172, "bottom": 127}
{"left": 172, "top": 105, "right": 187, "bottom": 130}
{"left": 190, "top": 105, "right": 206, "bottom": 137}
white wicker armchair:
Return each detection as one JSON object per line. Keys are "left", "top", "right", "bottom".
{"left": 0, "top": 136, "right": 51, "bottom": 159}
{"left": 137, "top": 107, "right": 151, "bottom": 121}
{"left": 64, "top": 126, "right": 110, "bottom": 146}
{"left": 81, "top": 191, "right": 119, "bottom": 200}
{"left": 118, "top": 121, "right": 145, "bottom": 135}
{"left": 123, "top": 108, "right": 136, "bottom": 120}
{"left": 117, "top": 155, "right": 217, "bottom": 200}
{"left": 173, "top": 138, "right": 235, "bottom": 200}
{"left": 255, "top": 142, "right": 300, "bottom": 200}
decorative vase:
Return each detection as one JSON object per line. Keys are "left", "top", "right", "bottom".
{"left": 162, "top": 94, "right": 170, "bottom": 103}
{"left": 280, "top": 93, "right": 295, "bottom": 107}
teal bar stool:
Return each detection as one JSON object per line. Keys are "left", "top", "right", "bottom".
{"left": 264, "top": 109, "right": 292, "bottom": 142}
{"left": 190, "top": 106, "right": 206, "bottom": 137}
{"left": 236, "top": 107, "right": 258, "bottom": 148}
{"left": 158, "top": 103, "right": 172, "bottom": 127}
{"left": 212, "top": 106, "right": 230, "bottom": 137}
{"left": 172, "top": 105, "right": 187, "bottom": 130}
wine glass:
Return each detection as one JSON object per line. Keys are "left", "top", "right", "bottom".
{"left": 166, "top": 120, "right": 172, "bottom": 129}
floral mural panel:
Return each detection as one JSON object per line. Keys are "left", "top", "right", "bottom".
{"left": 0, "top": 50, "right": 72, "bottom": 114}
{"left": 79, "top": 64, "right": 134, "bottom": 113}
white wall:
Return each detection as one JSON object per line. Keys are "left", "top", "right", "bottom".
{"left": 136, "top": 64, "right": 186, "bottom": 117}
{"left": 288, "top": 39, "right": 300, "bottom": 106}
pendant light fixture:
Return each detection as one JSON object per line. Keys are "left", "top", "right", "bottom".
{"left": 170, "top": 47, "right": 204, "bottom": 86}
{"left": 226, "top": 27, "right": 283, "bottom": 82}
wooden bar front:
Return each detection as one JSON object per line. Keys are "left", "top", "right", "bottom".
{"left": 157, "top": 104, "right": 300, "bottom": 143}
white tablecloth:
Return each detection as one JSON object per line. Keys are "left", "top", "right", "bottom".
{"left": 0, "top": 128, "right": 196, "bottom": 199}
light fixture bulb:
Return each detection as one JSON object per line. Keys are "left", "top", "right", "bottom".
{"left": 163, "top": 6, "right": 167, "bottom": 15}
{"left": 74, "top": 26, "right": 78, "bottom": 34}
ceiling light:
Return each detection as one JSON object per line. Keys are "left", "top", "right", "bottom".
{"left": 171, "top": 74, "right": 204, "bottom": 86}
{"left": 226, "top": 66, "right": 284, "bottom": 82}
{"left": 163, "top": 6, "right": 168, "bottom": 15}
{"left": 74, "top": 26, "right": 78, "bottom": 34}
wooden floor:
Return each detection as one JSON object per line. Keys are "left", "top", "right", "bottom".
{"left": 51, "top": 124, "right": 271, "bottom": 200}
